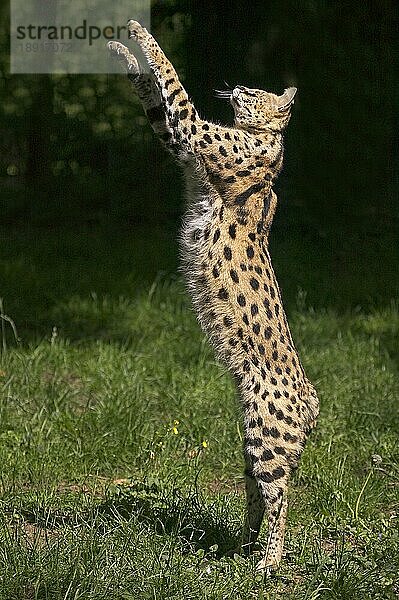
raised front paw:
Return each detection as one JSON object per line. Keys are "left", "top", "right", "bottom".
{"left": 107, "top": 41, "right": 140, "bottom": 75}
{"left": 127, "top": 20, "right": 148, "bottom": 42}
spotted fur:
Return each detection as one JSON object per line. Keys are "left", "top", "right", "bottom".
{"left": 108, "top": 23, "right": 319, "bottom": 573}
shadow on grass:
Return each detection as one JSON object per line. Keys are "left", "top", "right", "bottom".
{"left": 95, "top": 480, "right": 239, "bottom": 557}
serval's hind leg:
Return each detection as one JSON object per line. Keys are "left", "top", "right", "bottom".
{"left": 255, "top": 483, "right": 288, "bottom": 574}
{"left": 240, "top": 465, "right": 265, "bottom": 555}
{"left": 240, "top": 467, "right": 288, "bottom": 574}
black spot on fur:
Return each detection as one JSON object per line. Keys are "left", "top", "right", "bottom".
{"left": 258, "top": 471, "right": 274, "bottom": 483}
{"left": 237, "top": 294, "right": 246, "bottom": 307}
{"left": 224, "top": 175, "right": 236, "bottom": 184}
{"left": 167, "top": 88, "right": 180, "bottom": 104}
{"left": 230, "top": 269, "right": 239, "bottom": 283}
{"left": 224, "top": 246, "right": 232, "bottom": 260}
{"left": 264, "top": 326, "right": 272, "bottom": 340}
{"left": 248, "top": 437, "right": 262, "bottom": 448}
{"left": 272, "top": 466, "right": 286, "bottom": 479}
{"left": 261, "top": 449, "right": 274, "bottom": 461}
{"left": 235, "top": 181, "right": 266, "bottom": 206}
{"left": 250, "top": 277, "right": 259, "bottom": 291}
{"left": 283, "top": 432, "right": 298, "bottom": 443}
{"left": 251, "top": 304, "right": 259, "bottom": 316}
{"left": 228, "top": 224, "right": 237, "bottom": 239}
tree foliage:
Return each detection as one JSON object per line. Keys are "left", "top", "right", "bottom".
{"left": 1, "top": 0, "right": 397, "bottom": 232}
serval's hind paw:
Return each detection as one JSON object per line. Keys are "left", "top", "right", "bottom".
{"left": 226, "top": 540, "right": 260, "bottom": 559}
{"left": 225, "top": 546, "right": 245, "bottom": 559}
{"left": 107, "top": 41, "right": 140, "bottom": 75}
{"left": 255, "top": 555, "right": 280, "bottom": 576}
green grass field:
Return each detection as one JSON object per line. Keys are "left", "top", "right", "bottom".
{"left": 0, "top": 223, "right": 398, "bottom": 599}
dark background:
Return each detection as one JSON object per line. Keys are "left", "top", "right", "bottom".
{"left": 1, "top": 0, "right": 398, "bottom": 337}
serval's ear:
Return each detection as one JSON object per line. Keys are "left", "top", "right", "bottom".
{"left": 277, "top": 87, "right": 297, "bottom": 112}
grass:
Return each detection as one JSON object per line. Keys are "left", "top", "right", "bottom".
{"left": 0, "top": 222, "right": 398, "bottom": 599}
